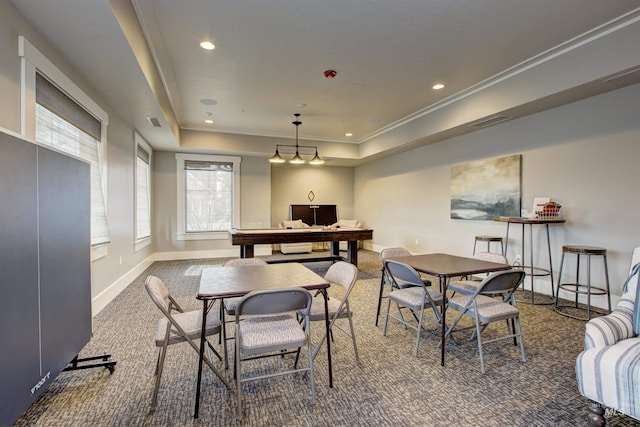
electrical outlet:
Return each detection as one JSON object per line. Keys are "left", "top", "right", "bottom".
{"left": 415, "top": 238, "right": 419, "bottom": 245}
{"left": 515, "top": 254, "right": 522, "bottom": 265}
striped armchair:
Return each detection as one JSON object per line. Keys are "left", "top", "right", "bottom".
{"left": 576, "top": 247, "right": 640, "bottom": 426}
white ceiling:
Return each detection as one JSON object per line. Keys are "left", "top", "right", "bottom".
{"left": 9, "top": 0, "right": 640, "bottom": 163}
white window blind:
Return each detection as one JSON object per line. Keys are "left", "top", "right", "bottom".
{"left": 136, "top": 146, "right": 151, "bottom": 239}
{"left": 35, "top": 72, "right": 110, "bottom": 245}
{"left": 184, "top": 160, "right": 234, "bottom": 232}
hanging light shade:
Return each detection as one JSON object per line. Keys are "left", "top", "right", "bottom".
{"left": 309, "top": 148, "right": 324, "bottom": 165}
{"left": 268, "top": 113, "right": 324, "bottom": 165}
{"left": 269, "top": 148, "right": 285, "bottom": 163}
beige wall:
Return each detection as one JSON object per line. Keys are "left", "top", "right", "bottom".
{"left": 271, "top": 165, "right": 355, "bottom": 226}
{"left": 355, "top": 84, "right": 640, "bottom": 304}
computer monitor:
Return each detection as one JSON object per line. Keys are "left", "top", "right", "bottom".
{"left": 290, "top": 204, "right": 337, "bottom": 226}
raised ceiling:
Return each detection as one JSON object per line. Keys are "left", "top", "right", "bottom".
{"left": 9, "top": 0, "right": 640, "bottom": 164}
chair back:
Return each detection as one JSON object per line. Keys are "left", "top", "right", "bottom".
{"left": 380, "top": 247, "right": 411, "bottom": 261}
{"left": 384, "top": 260, "right": 427, "bottom": 289}
{"left": 237, "top": 288, "right": 312, "bottom": 317}
{"left": 145, "top": 275, "right": 172, "bottom": 314}
{"left": 477, "top": 269, "right": 525, "bottom": 297}
{"left": 223, "top": 258, "right": 267, "bottom": 267}
{"left": 324, "top": 261, "right": 358, "bottom": 292}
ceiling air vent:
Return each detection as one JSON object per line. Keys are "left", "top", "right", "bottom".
{"left": 603, "top": 68, "right": 640, "bottom": 84}
{"left": 146, "top": 116, "right": 162, "bottom": 127}
{"left": 468, "top": 115, "right": 512, "bottom": 128}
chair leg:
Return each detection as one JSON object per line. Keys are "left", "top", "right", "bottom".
{"left": 347, "top": 314, "right": 360, "bottom": 366}
{"left": 375, "top": 272, "right": 386, "bottom": 326}
{"left": 413, "top": 306, "right": 425, "bottom": 357}
{"left": 151, "top": 344, "right": 168, "bottom": 408}
{"left": 236, "top": 328, "right": 242, "bottom": 420}
{"left": 306, "top": 321, "right": 315, "bottom": 405}
{"left": 514, "top": 316, "right": 526, "bottom": 362}
{"left": 382, "top": 295, "right": 393, "bottom": 336}
{"left": 474, "top": 310, "right": 486, "bottom": 374}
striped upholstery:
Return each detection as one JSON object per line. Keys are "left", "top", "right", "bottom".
{"left": 575, "top": 247, "right": 640, "bottom": 422}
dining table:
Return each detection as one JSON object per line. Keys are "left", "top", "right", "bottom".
{"left": 193, "top": 262, "right": 331, "bottom": 418}
{"left": 388, "top": 253, "right": 511, "bottom": 366}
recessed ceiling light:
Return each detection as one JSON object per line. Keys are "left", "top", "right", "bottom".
{"left": 432, "top": 83, "right": 445, "bottom": 90}
{"left": 200, "top": 41, "right": 215, "bottom": 50}
{"left": 345, "top": 132, "right": 353, "bottom": 137}
{"left": 204, "top": 119, "right": 214, "bottom": 124}
{"left": 200, "top": 98, "right": 217, "bottom": 105}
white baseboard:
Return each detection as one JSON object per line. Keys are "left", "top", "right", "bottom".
{"left": 92, "top": 246, "right": 272, "bottom": 316}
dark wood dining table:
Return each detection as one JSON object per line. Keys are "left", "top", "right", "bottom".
{"left": 193, "top": 262, "right": 331, "bottom": 418}
{"left": 388, "top": 253, "right": 511, "bottom": 366}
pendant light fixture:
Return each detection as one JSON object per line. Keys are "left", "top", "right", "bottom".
{"left": 269, "top": 114, "right": 324, "bottom": 165}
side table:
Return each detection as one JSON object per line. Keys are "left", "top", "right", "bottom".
{"left": 493, "top": 217, "right": 566, "bottom": 304}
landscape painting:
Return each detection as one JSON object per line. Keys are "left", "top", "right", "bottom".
{"left": 450, "top": 154, "right": 521, "bottom": 220}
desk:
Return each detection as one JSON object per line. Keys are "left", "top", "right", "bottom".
{"left": 494, "top": 217, "right": 566, "bottom": 304}
{"left": 228, "top": 227, "right": 373, "bottom": 266}
{"left": 388, "top": 253, "right": 511, "bottom": 366}
{"left": 194, "top": 263, "right": 331, "bottom": 418}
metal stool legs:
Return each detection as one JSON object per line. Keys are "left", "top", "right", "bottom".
{"left": 554, "top": 245, "right": 611, "bottom": 320}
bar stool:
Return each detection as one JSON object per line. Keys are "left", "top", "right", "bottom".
{"left": 473, "top": 235, "right": 504, "bottom": 255}
{"left": 554, "top": 245, "right": 612, "bottom": 320}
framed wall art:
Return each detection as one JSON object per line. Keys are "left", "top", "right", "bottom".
{"left": 450, "top": 154, "right": 521, "bottom": 220}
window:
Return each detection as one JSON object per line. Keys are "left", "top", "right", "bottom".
{"left": 135, "top": 133, "right": 152, "bottom": 249}
{"left": 35, "top": 74, "right": 110, "bottom": 246}
{"left": 176, "top": 153, "right": 240, "bottom": 240}
{"left": 19, "top": 36, "right": 110, "bottom": 259}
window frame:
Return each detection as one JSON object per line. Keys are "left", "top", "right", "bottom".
{"left": 18, "top": 36, "right": 110, "bottom": 261}
{"left": 175, "top": 153, "right": 241, "bottom": 241}
{"left": 134, "top": 132, "right": 152, "bottom": 251}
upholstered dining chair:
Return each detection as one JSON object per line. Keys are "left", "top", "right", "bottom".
{"left": 296, "top": 261, "right": 360, "bottom": 366}
{"left": 220, "top": 258, "right": 268, "bottom": 367}
{"left": 144, "top": 275, "right": 231, "bottom": 409}
{"left": 375, "top": 247, "right": 432, "bottom": 326}
{"left": 382, "top": 260, "right": 443, "bottom": 357}
{"left": 235, "top": 288, "right": 314, "bottom": 420}
{"left": 445, "top": 269, "right": 526, "bottom": 374}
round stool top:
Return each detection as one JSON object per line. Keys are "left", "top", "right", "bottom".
{"left": 475, "top": 235, "right": 503, "bottom": 242}
{"left": 562, "top": 245, "right": 607, "bottom": 255}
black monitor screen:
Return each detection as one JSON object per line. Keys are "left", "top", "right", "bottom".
{"left": 290, "top": 204, "right": 337, "bottom": 226}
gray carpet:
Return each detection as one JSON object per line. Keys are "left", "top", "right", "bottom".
{"left": 14, "top": 250, "right": 640, "bottom": 426}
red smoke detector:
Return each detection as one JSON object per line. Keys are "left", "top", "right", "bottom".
{"left": 323, "top": 69, "right": 337, "bottom": 79}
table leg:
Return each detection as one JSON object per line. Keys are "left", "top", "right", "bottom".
{"left": 194, "top": 299, "right": 208, "bottom": 418}
{"left": 545, "top": 224, "right": 555, "bottom": 299}
{"left": 440, "top": 276, "right": 447, "bottom": 366}
{"left": 330, "top": 241, "right": 340, "bottom": 258}
{"left": 346, "top": 240, "right": 358, "bottom": 265}
{"left": 240, "top": 245, "right": 254, "bottom": 258}
{"left": 321, "top": 288, "right": 333, "bottom": 387}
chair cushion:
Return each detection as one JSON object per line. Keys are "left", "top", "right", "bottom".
{"left": 335, "top": 219, "right": 359, "bottom": 228}
{"left": 448, "top": 294, "right": 519, "bottom": 323}
{"left": 223, "top": 297, "right": 242, "bottom": 315}
{"left": 307, "top": 295, "right": 350, "bottom": 322}
{"left": 239, "top": 314, "right": 307, "bottom": 355}
{"left": 448, "top": 280, "right": 481, "bottom": 295}
{"left": 389, "top": 286, "right": 442, "bottom": 311}
{"left": 576, "top": 337, "right": 640, "bottom": 420}
{"left": 155, "top": 309, "right": 221, "bottom": 346}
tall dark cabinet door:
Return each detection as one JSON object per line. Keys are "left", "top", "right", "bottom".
{"left": 38, "top": 148, "right": 91, "bottom": 377}
{"left": 0, "top": 136, "right": 41, "bottom": 423}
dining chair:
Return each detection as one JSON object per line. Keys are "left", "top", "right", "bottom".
{"left": 445, "top": 269, "right": 526, "bottom": 374}
{"left": 144, "top": 275, "right": 231, "bottom": 409}
{"left": 219, "top": 258, "right": 268, "bottom": 368}
{"left": 295, "top": 261, "right": 360, "bottom": 366}
{"left": 375, "top": 247, "right": 432, "bottom": 326}
{"left": 235, "top": 287, "right": 314, "bottom": 420}
{"left": 382, "top": 260, "right": 443, "bottom": 357}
